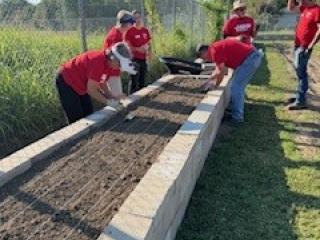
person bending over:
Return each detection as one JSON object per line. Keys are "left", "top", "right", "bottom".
{"left": 56, "top": 42, "right": 136, "bottom": 124}
{"left": 196, "top": 39, "right": 262, "bottom": 124}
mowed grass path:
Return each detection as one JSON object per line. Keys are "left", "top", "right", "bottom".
{"left": 176, "top": 45, "right": 320, "bottom": 240}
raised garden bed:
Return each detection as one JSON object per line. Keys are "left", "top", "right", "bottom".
{"left": 0, "top": 77, "right": 206, "bottom": 240}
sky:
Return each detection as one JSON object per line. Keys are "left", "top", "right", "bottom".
{"left": 26, "top": 0, "right": 41, "bottom": 5}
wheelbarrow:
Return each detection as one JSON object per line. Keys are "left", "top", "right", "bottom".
{"left": 159, "top": 57, "right": 203, "bottom": 75}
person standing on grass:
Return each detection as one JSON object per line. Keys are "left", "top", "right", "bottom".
{"left": 56, "top": 42, "right": 137, "bottom": 124}
{"left": 102, "top": 10, "right": 135, "bottom": 97}
{"left": 196, "top": 39, "right": 262, "bottom": 124}
{"left": 223, "top": 0, "right": 257, "bottom": 44}
{"left": 124, "top": 10, "right": 152, "bottom": 93}
{"left": 286, "top": 0, "right": 320, "bottom": 110}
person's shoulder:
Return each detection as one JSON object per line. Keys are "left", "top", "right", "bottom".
{"left": 226, "top": 15, "right": 238, "bottom": 23}
{"left": 244, "top": 16, "right": 255, "bottom": 21}
{"left": 107, "top": 26, "right": 117, "bottom": 36}
{"left": 86, "top": 50, "right": 105, "bottom": 59}
{"left": 143, "top": 27, "right": 151, "bottom": 36}
{"left": 126, "top": 26, "right": 136, "bottom": 33}
{"left": 212, "top": 39, "right": 225, "bottom": 48}
{"left": 300, "top": 5, "right": 306, "bottom": 12}
{"left": 142, "top": 26, "right": 150, "bottom": 32}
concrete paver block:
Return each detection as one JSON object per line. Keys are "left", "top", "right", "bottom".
{"left": 0, "top": 75, "right": 175, "bottom": 188}
{"left": 98, "top": 73, "right": 233, "bottom": 240}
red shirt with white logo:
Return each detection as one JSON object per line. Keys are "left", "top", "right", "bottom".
{"left": 208, "top": 39, "right": 254, "bottom": 69}
{"left": 61, "top": 51, "right": 116, "bottom": 95}
{"left": 125, "top": 26, "right": 151, "bottom": 60}
{"left": 295, "top": 5, "right": 320, "bottom": 48}
{"left": 223, "top": 16, "right": 256, "bottom": 44}
{"left": 103, "top": 26, "right": 123, "bottom": 76}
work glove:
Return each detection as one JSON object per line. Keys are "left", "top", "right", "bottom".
{"left": 107, "top": 100, "right": 124, "bottom": 111}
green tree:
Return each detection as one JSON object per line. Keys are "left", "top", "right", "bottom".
{"left": 144, "top": 0, "right": 163, "bottom": 33}
{"left": 0, "top": 0, "right": 35, "bottom": 23}
{"left": 198, "top": 0, "right": 228, "bottom": 41}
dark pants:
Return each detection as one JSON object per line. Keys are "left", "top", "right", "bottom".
{"left": 130, "top": 58, "right": 147, "bottom": 93}
{"left": 56, "top": 73, "right": 93, "bottom": 124}
{"left": 293, "top": 47, "right": 312, "bottom": 104}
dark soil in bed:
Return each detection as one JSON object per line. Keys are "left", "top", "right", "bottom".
{"left": 0, "top": 77, "right": 205, "bottom": 240}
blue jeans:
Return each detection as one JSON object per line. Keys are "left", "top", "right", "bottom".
{"left": 231, "top": 50, "right": 262, "bottom": 121}
{"left": 293, "top": 47, "right": 312, "bottom": 104}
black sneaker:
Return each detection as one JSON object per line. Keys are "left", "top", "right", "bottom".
{"left": 223, "top": 113, "right": 244, "bottom": 126}
{"left": 286, "top": 102, "right": 308, "bottom": 110}
{"left": 284, "top": 97, "right": 296, "bottom": 106}
{"left": 225, "top": 108, "right": 232, "bottom": 114}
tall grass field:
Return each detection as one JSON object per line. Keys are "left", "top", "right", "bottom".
{"left": 0, "top": 27, "right": 195, "bottom": 158}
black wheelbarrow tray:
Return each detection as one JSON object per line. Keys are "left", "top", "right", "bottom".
{"left": 159, "top": 57, "right": 203, "bottom": 75}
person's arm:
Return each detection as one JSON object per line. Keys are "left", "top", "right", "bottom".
{"left": 308, "top": 23, "right": 320, "bottom": 51}
{"left": 212, "top": 63, "right": 226, "bottom": 87}
{"left": 87, "top": 80, "right": 111, "bottom": 105}
{"left": 124, "top": 30, "right": 147, "bottom": 53}
{"left": 128, "top": 44, "right": 146, "bottom": 53}
{"left": 147, "top": 43, "right": 153, "bottom": 62}
{"left": 125, "top": 40, "right": 146, "bottom": 53}
{"left": 201, "top": 63, "right": 226, "bottom": 91}
{"left": 288, "top": 0, "right": 300, "bottom": 13}
{"left": 227, "top": 35, "right": 246, "bottom": 41}
{"left": 146, "top": 32, "right": 153, "bottom": 62}
{"left": 100, "top": 81, "right": 125, "bottom": 99}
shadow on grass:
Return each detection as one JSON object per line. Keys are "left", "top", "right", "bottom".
{"left": 176, "top": 102, "right": 319, "bottom": 240}
{"left": 176, "top": 45, "right": 320, "bottom": 240}
{"left": 250, "top": 43, "right": 270, "bottom": 86}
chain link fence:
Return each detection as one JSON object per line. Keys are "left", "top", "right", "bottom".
{"left": 256, "top": 8, "right": 298, "bottom": 32}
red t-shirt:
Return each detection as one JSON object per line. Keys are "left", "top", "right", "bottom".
{"left": 103, "top": 26, "right": 123, "bottom": 50}
{"left": 61, "top": 51, "right": 116, "bottom": 95}
{"left": 124, "top": 26, "right": 151, "bottom": 60}
{"left": 208, "top": 39, "right": 254, "bottom": 69}
{"left": 223, "top": 16, "right": 256, "bottom": 44}
{"left": 295, "top": 5, "right": 320, "bottom": 48}
{"left": 102, "top": 26, "right": 123, "bottom": 76}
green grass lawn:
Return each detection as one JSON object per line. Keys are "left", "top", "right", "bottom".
{"left": 313, "top": 44, "right": 320, "bottom": 60}
{"left": 176, "top": 45, "right": 320, "bottom": 240}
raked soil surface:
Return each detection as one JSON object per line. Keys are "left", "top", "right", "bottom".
{"left": 0, "top": 77, "right": 205, "bottom": 240}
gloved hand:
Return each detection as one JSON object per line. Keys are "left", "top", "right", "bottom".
{"left": 200, "top": 80, "right": 214, "bottom": 92}
{"left": 107, "top": 100, "right": 124, "bottom": 111}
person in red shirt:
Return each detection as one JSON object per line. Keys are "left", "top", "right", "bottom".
{"left": 223, "top": 0, "right": 257, "bottom": 44}
{"left": 56, "top": 42, "right": 137, "bottom": 124}
{"left": 124, "top": 10, "right": 152, "bottom": 93}
{"left": 102, "top": 10, "right": 135, "bottom": 98}
{"left": 286, "top": 0, "right": 320, "bottom": 110}
{"left": 196, "top": 39, "right": 262, "bottom": 123}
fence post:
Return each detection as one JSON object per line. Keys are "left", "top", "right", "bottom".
{"left": 140, "top": 0, "right": 145, "bottom": 23}
{"left": 78, "top": 0, "right": 88, "bottom": 52}
{"left": 172, "top": 0, "right": 176, "bottom": 29}
{"left": 227, "top": 0, "right": 231, "bottom": 19}
{"left": 200, "top": 6, "right": 205, "bottom": 42}
{"left": 190, "top": 0, "right": 194, "bottom": 47}
{"left": 61, "top": 0, "right": 67, "bottom": 30}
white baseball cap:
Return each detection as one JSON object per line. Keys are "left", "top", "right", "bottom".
{"left": 110, "top": 42, "right": 137, "bottom": 75}
{"left": 233, "top": 0, "right": 247, "bottom": 11}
